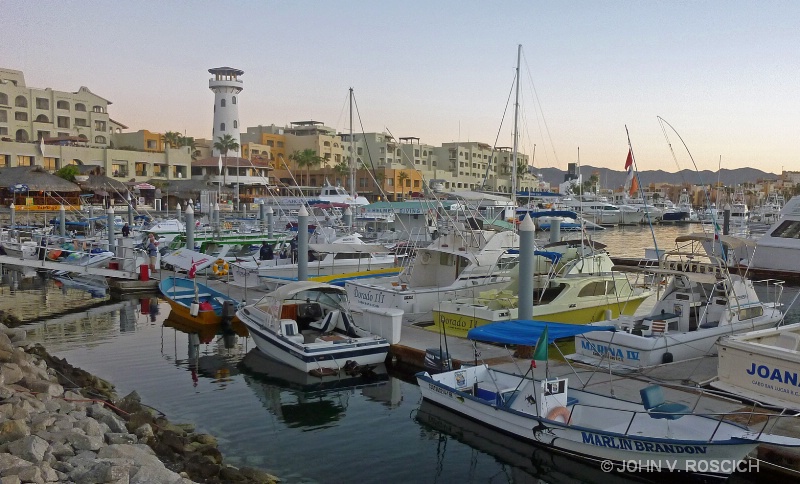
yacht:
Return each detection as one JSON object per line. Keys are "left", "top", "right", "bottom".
{"left": 742, "top": 196, "right": 800, "bottom": 275}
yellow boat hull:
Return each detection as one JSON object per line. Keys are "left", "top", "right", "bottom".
{"left": 430, "top": 295, "right": 650, "bottom": 338}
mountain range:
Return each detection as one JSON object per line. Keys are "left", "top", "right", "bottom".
{"left": 533, "top": 166, "right": 778, "bottom": 190}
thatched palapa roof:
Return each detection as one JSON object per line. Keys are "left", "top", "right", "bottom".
{"left": 0, "top": 166, "right": 80, "bottom": 192}
{"left": 146, "top": 179, "right": 235, "bottom": 199}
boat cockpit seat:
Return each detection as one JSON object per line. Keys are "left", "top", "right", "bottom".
{"left": 298, "top": 302, "right": 323, "bottom": 321}
{"left": 775, "top": 333, "right": 800, "bottom": 352}
{"left": 640, "top": 385, "right": 690, "bottom": 420}
{"left": 310, "top": 310, "right": 339, "bottom": 333}
{"left": 282, "top": 320, "right": 304, "bottom": 345}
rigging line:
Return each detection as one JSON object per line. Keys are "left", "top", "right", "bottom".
{"left": 520, "top": 49, "right": 560, "bottom": 168}
{"left": 625, "top": 126, "right": 659, "bottom": 256}
{"left": 657, "top": 116, "right": 727, "bottom": 258}
{"left": 479, "top": 69, "right": 517, "bottom": 190}
{"left": 351, "top": 94, "right": 379, "bottom": 183}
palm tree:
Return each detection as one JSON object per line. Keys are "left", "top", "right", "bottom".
{"left": 161, "top": 131, "right": 182, "bottom": 150}
{"left": 398, "top": 171, "right": 410, "bottom": 201}
{"left": 289, "top": 149, "right": 323, "bottom": 186}
{"left": 214, "top": 134, "right": 240, "bottom": 185}
{"left": 178, "top": 135, "right": 197, "bottom": 160}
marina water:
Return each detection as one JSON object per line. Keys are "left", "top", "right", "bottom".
{"left": 4, "top": 224, "right": 795, "bottom": 483}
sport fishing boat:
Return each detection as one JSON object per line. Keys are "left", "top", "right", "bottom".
{"left": 417, "top": 320, "right": 800, "bottom": 476}
{"left": 431, "top": 240, "right": 652, "bottom": 337}
{"left": 567, "top": 238, "right": 784, "bottom": 369}
{"left": 236, "top": 281, "right": 395, "bottom": 373}
{"left": 345, "top": 227, "right": 520, "bottom": 323}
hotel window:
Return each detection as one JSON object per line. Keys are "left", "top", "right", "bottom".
{"left": 220, "top": 123, "right": 225, "bottom": 131}
{"left": 14, "top": 96, "right": 27, "bottom": 108}
{"left": 17, "top": 155, "right": 33, "bottom": 166}
{"left": 15, "top": 112, "right": 27, "bottom": 121}
{"left": 220, "top": 99, "right": 226, "bottom": 107}
{"left": 0, "top": 127, "right": 7, "bottom": 135}
{"left": 37, "top": 131, "right": 49, "bottom": 140}
{"left": 95, "top": 121, "right": 106, "bottom": 131}
{"left": 36, "top": 98, "right": 49, "bottom": 110}
{"left": 75, "top": 103, "right": 86, "bottom": 112}
{"left": 35, "top": 114, "right": 49, "bottom": 123}
{"left": 95, "top": 136, "right": 106, "bottom": 144}
{"left": 233, "top": 120, "right": 238, "bottom": 129}
{"left": 92, "top": 106, "right": 104, "bottom": 113}
{"left": 43, "top": 157, "right": 57, "bottom": 171}
{"left": 0, "top": 93, "right": 7, "bottom": 105}
{"left": 0, "top": 111, "right": 5, "bottom": 122}
{"left": 232, "top": 96, "right": 236, "bottom": 104}
{"left": 75, "top": 118, "right": 88, "bottom": 127}
{"left": 57, "top": 116, "right": 69, "bottom": 128}
{"left": 56, "top": 100, "right": 69, "bottom": 110}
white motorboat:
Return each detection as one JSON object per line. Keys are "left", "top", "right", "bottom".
{"left": 567, "top": 237, "right": 784, "bottom": 369}
{"left": 417, "top": 320, "right": 800, "bottom": 476}
{"left": 230, "top": 233, "right": 399, "bottom": 288}
{"left": 742, "top": 195, "right": 800, "bottom": 275}
{"left": 712, "top": 322, "right": 800, "bottom": 411}
{"left": 236, "top": 281, "right": 398, "bottom": 373}
{"left": 345, "top": 227, "right": 520, "bottom": 323}
{"left": 0, "top": 239, "right": 39, "bottom": 259}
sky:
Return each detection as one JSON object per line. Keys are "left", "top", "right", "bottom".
{"left": 4, "top": 1, "right": 799, "bottom": 175}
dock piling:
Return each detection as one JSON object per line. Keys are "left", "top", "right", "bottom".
{"left": 298, "top": 205, "right": 308, "bottom": 281}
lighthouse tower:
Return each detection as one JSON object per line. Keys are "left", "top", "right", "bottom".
{"left": 208, "top": 67, "right": 243, "bottom": 157}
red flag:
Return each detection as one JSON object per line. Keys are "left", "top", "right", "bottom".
{"left": 624, "top": 149, "right": 638, "bottom": 196}
{"left": 188, "top": 258, "right": 197, "bottom": 279}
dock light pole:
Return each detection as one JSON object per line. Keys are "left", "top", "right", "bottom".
{"left": 185, "top": 205, "right": 194, "bottom": 250}
{"left": 107, "top": 206, "right": 115, "bottom": 253}
{"left": 176, "top": 203, "right": 182, "bottom": 223}
{"left": 266, "top": 206, "right": 273, "bottom": 238}
{"left": 518, "top": 214, "right": 536, "bottom": 320}
{"left": 258, "top": 201, "right": 265, "bottom": 231}
{"left": 214, "top": 203, "right": 220, "bottom": 233}
{"left": 9, "top": 203, "right": 14, "bottom": 232}
{"left": 298, "top": 205, "right": 309, "bottom": 281}
{"left": 59, "top": 205, "right": 66, "bottom": 239}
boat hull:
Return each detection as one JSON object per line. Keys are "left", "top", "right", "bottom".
{"left": 158, "top": 276, "right": 240, "bottom": 326}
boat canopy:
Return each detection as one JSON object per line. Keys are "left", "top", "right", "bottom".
{"left": 676, "top": 233, "right": 756, "bottom": 251}
{"left": 266, "top": 280, "right": 346, "bottom": 301}
{"left": 516, "top": 209, "right": 578, "bottom": 219}
{"left": 533, "top": 251, "right": 562, "bottom": 264}
{"left": 610, "top": 265, "right": 719, "bottom": 284}
{"left": 467, "top": 320, "right": 615, "bottom": 346}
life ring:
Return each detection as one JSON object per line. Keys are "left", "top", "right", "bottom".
{"left": 223, "top": 222, "right": 233, "bottom": 230}
{"left": 546, "top": 406, "right": 572, "bottom": 424}
{"left": 211, "top": 259, "right": 229, "bottom": 276}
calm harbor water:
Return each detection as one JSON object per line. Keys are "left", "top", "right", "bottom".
{"left": 2, "top": 224, "right": 794, "bottom": 483}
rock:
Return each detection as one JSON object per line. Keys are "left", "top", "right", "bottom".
{"left": 133, "top": 424, "right": 153, "bottom": 441}
{"left": 30, "top": 415, "right": 56, "bottom": 433}
{"left": 0, "top": 474, "right": 21, "bottom": 484}
{"left": 2, "top": 328, "right": 26, "bottom": 343}
{"left": 115, "top": 391, "right": 142, "bottom": 415}
{"left": 240, "top": 466, "right": 280, "bottom": 483}
{"left": 0, "top": 454, "right": 30, "bottom": 473}
{"left": 12, "top": 465, "right": 41, "bottom": 483}
{"left": 130, "top": 464, "right": 184, "bottom": 484}
{"left": 184, "top": 454, "right": 220, "bottom": 480}
{"left": 65, "top": 431, "right": 104, "bottom": 451}
{"left": 79, "top": 418, "right": 105, "bottom": 437}
{"left": 0, "top": 349, "right": 13, "bottom": 363}
{"left": 126, "top": 411, "right": 155, "bottom": 433}
{"left": 105, "top": 433, "right": 137, "bottom": 445}
{"left": 1, "top": 364, "right": 24, "bottom": 385}
{"left": 174, "top": 423, "right": 195, "bottom": 434}
{"left": 73, "top": 461, "right": 131, "bottom": 484}
{"left": 0, "top": 420, "right": 30, "bottom": 444}
{"left": 39, "top": 463, "right": 58, "bottom": 483}
{"left": 219, "top": 465, "right": 248, "bottom": 482}
{"left": 48, "top": 442, "right": 74, "bottom": 459}
{"left": 191, "top": 433, "right": 217, "bottom": 446}
{"left": 87, "top": 404, "right": 127, "bottom": 434}
{"left": 7, "top": 435, "right": 49, "bottom": 463}
{"left": 27, "top": 380, "right": 64, "bottom": 397}
{"left": 160, "top": 430, "right": 188, "bottom": 454}
{"left": 97, "top": 444, "right": 163, "bottom": 468}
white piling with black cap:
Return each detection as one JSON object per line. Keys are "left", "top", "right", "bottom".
{"left": 518, "top": 213, "right": 536, "bottom": 320}
{"left": 127, "top": 195, "right": 133, "bottom": 226}
{"left": 9, "top": 203, "right": 14, "bottom": 231}
{"left": 107, "top": 206, "right": 115, "bottom": 252}
{"left": 185, "top": 204, "right": 195, "bottom": 250}
{"left": 343, "top": 207, "right": 352, "bottom": 231}
{"left": 88, "top": 206, "right": 94, "bottom": 237}
{"left": 214, "top": 203, "right": 220, "bottom": 232}
{"left": 549, "top": 217, "right": 561, "bottom": 244}
{"left": 298, "top": 205, "right": 309, "bottom": 281}
{"left": 266, "top": 206, "right": 274, "bottom": 238}
{"left": 59, "top": 205, "right": 66, "bottom": 238}
{"left": 176, "top": 203, "right": 182, "bottom": 223}
{"left": 258, "top": 201, "right": 265, "bottom": 231}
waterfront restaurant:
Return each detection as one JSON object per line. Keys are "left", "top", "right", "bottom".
{"left": 0, "top": 166, "right": 81, "bottom": 210}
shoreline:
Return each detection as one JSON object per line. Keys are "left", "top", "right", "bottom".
{"left": 0, "top": 318, "right": 278, "bottom": 483}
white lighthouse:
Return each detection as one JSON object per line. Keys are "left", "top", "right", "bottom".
{"left": 208, "top": 67, "right": 243, "bottom": 157}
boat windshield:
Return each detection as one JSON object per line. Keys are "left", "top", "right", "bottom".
{"left": 295, "top": 289, "right": 347, "bottom": 310}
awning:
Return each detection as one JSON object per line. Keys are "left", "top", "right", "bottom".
{"left": 134, "top": 183, "right": 156, "bottom": 190}
{"left": 467, "top": 320, "right": 615, "bottom": 346}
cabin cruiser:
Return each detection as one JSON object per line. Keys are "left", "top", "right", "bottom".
{"left": 346, "top": 226, "right": 520, "bottom": 323}
{"left": 740, "top": 195, "right": 800, "bottom": 275}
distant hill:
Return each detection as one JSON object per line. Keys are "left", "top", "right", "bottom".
{"left": 533, "top": 165, "right": 778, "bottom": 190}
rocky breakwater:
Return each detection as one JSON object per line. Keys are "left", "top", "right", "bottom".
{"left": 0, "top": 323, "right": 278, "bottom": 483}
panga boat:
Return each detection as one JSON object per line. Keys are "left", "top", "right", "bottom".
{"left": 712, "top": 322, "right": 800, "bottom": 411}
{"left": 159, "top": 276, "right": 240, "bottom": 325}
{"left": 236, "top": 281, "right": 396, "bottom": 373}
{"left": 567, "top": 238, "right": 784, "bottom": 369}
{"left": 416, "top": 320, "right": 800, "bottom": 476}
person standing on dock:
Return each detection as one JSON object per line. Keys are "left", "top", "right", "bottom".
{"left": 289, "top": 236, "right": 298, "bottom": 263}
{"left": 147, "top": 234, "right": 159, "bottom": 274}
{"left": 121, "top": 223, "right": 130, "bottom": 237}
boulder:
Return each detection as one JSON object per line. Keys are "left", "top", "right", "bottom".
{"left": 0, "top": 420, "right": 30, "bottom": 444}
{"left": 104, "top": 433, "right": 137, "bottom": 445}
{"left": 97, "top": 444, "right": 163, "bottom": 468}
{"left": 130, "top": 464, "right": 184, "bottom": 484}
{"left": 7, "top": 435, "right": 49, "bottom": 463}
{"left": 1, "top": 363, "right": 24, "bottom": 385}
{"left": 87, "top": 404, "right": 127, "bottom": 434}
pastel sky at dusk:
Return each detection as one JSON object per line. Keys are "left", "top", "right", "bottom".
{"left": 4, "top": 1, "right": 798, "bottom": 175}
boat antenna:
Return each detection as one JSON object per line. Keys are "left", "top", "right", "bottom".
{"left": 349, "top": 87, "right": 356, "bottom": 200}
{"left": 625, "top": 126, "right": 659, "bottom": 257}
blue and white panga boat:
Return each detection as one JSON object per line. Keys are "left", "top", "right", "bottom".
{"left": 236, "top": 281, "right": 391, "bottom": 373}
{"left": 416, "top": 320, "right": 800, "bottom": 476}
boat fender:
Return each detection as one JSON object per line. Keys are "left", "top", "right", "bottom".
{"left": 211, "top": 259, "right": 230, "bottom": 276}
{"left": 223, "top": 222, "right": 233, "bottom": 229}
{"left": 190, "top": 301, "right": 200, "bottom": 317}
{"left": 662, "top": 352, "right": 673, "bottom": 364}
{"left": 546, "top": 406, "right": 572, "bottom": 424}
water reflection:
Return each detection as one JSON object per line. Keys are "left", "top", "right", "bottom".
{"left": 239, "top": 349, "right": 398, "bottom": 429}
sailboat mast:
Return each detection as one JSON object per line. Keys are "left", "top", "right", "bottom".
{"left": 511, "top": 44, "right": 521, "bottom": 206}
{"left": 349, "top": 87, "right": 356, "bottom": 199}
